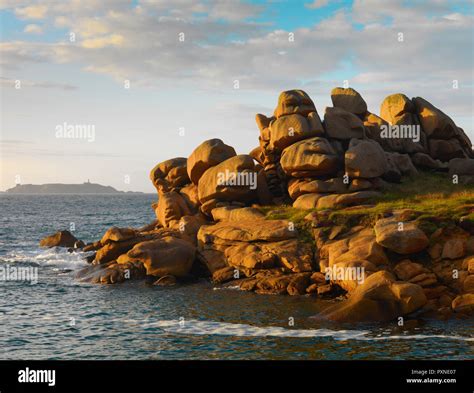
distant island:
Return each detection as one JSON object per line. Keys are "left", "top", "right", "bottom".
{"left": 4, "top": 181, "right": 143, "bottom": 194}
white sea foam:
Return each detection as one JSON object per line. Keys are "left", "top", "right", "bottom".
{"left": 0, "top": 248, "right": 88, "bottom": 270}
{"left": 213, "top": 285, "right": 241, "bottom": 291}
{"left": 4, "top": 312, "right": 473, "bottom": 342}
{"left": 139, "top": 319, "right": 474, "bottom": 342}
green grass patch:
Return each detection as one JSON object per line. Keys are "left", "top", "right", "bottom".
{"left": 262, "top": 171, "right": 474, "bottom": 235}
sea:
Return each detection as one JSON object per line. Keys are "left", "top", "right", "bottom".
{"left": 0, "top": 194, "right": 472, "bottom": 360}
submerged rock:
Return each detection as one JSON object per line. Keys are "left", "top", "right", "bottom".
{"left": 40, "top": 230, "right": 80, "bottom": 248}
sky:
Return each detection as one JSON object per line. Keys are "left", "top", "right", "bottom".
{"left": 0, "top": 0, "right": 473, "bottom": 192}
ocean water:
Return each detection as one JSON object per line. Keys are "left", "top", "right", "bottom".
{"left": 0, "top": 194, "right": 472, "bottom": 360}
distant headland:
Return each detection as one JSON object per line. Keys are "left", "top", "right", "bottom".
{"left": 4, "top": 181, "right": 143, "bottom": 194}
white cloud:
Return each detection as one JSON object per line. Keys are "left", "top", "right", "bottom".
{"left": 1, "top": 1, "right": 473, "bottom": 133}
{"left": 81, "top": 34, "right": 124, "bottom": 49}
{"left": 305, "top": 0, "right": 329, "bottom": 10}
{"left": 24, "top": 24, "right": 43, "bottom": 34}
{"left": 14, "top": 5, "right": 47, "bottom": 19}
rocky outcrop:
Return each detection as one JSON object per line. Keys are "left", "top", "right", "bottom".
{"left": 197, "top": 220, "right": 313, "bottom": 277}
{"left": 41, "top": 86, "right": 473, "bottom": 325}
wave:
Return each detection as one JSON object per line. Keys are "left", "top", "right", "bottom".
{"left": 139, "top": 319, "right": 474, "bottom": 342}
{"left": 0, "top": 247, "right": 88, "bottom": 270}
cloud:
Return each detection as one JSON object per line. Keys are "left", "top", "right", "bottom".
{"left": 305, "top": 0, "right": 329, "bottom": 9}
{"left": 1, "top": 1, "right": 473, "bottom": 121}
{"left": 14, "top": 5, "right": 47, "bottom": 19}
{"left": 209, "top": 0, "right": 263, "bottom": 21}
{"left": 81, "top": 34, "right": 124, "bottom": 49}
{"left": 24, "top": 24, "right": 43, "bottom": 34}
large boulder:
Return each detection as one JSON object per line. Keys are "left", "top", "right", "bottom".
{"left": 455, "top": 127, "right": 474, "bottom": 158}
{"left": 320, "top": 227, "right": 389, "bottom": 268}
{"left": 384, "top": 152, "right": 418, "bottom": 179}
{"left": 280, "top": 137, "right": 340, "bottom": 177}
{"left": 95, "top": 237, "right": 146, "bottom": 264}
{"left": 363, "top": 112, "right": 401, "bottom": 152}
{"left": 393, "top": 260, "right": 429, "bottom": 281}
{"left": 448, "top": 158, "right": 474, "bottom": 184}
{"left": 316, "top": 191, "right": 381, "bottom": 209}
{"left": 150, "top": 157, "right": 189, "bottom": 194}
{"left": 39, "top": 230, "right": 80, "bottom": 248}
{"left": 330, "top": 87, "right": 367, "bottom": 115}
{"left": 429, "top": 138, "right": 466, "bottom": 162}
{"left": 155, "top": 191, "right": 192, "bottom": 228}
{"left": 317, "top": 271, "right": 427, "bottom": 323}
{"left": 225, "top": 243, "right": 277, "bottom": 270}
{"left": 273, "top": 90, "right": 316, "bottom": 118}
{"left": 179, "top": 183, "right": 200, "bottom": 212}
{"left": 268, "top": 113, "right": 318, "bottom": 152}
{"left": 122, "top": 236, "right": 195, "bottom": 278}
{"left": 379, "top": 93, "right": 426, "bottom": 154}
{"left": 293, "top": 193, "right": 323, "bottom": 209}
{"left": 211, "top": 206, "right": 265, "bottom": 222}
{"left": 288, "top": 177, "right": 347, "bottom": 199}
{"left": 411, "top": 152, "right": 444, "bottom": 170}
{"left": 166, "top": 215, "right": 208, "bottom": 245}
{"left": 199, "top": 220, "right": 295, "bottom": 243}
{"left": 324, "top": 107, "right": 365, "bottom": 140}
{"left": 187, "top": 139, "right": 236, "bottom": 185}
{"left": 380, "top": 93, "right": 414, "bottom": 125}
{"left": 77, "top": 260, "right": 147, "bottom": 284}
{"left": 374, "top": 217, "right": 429, "bottom": 254}
{"left": 197, "top": 220, "right": 313, "bottom": 274}
{"left": 100, "top": 227, "right": 137, "bottom": 244}
{"left": 452, "top": 294, "right": 474, "bottom": 314}
{"left": 249, "top": 146, "right": 264, "bottom": 164}
{"left": 345, "top": 139, "right": 388, "bottom": 178}
{"left": 413, "top": 97, "right": 457, "bottom": 140}
{"left": 197, "top": 155, "right": 258, "bottom": 206}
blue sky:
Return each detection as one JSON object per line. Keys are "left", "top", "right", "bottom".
{"left": 1, "top": 0, "right": 473, "bottom": 192}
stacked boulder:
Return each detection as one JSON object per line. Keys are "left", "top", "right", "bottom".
{"left": 256, "top": 87, "right": 474, "bottom": 210}
{"left": 254, "top": 90, "right": 325, "bottom": 203}
{"left": 150, "top": 138, "right": 270, "bottom": 228}
{"left": 256, "top": 88, "right": 391, "bottom": 210}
